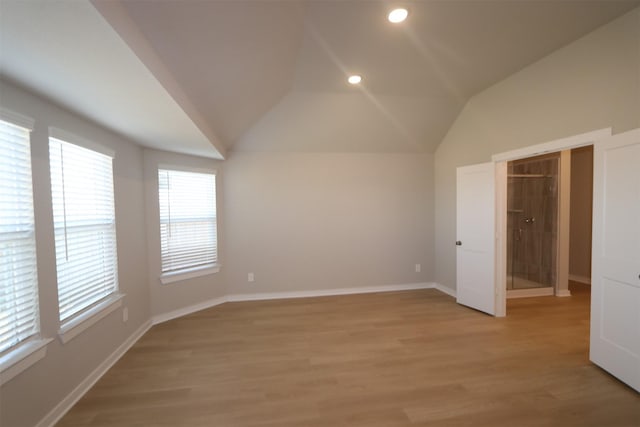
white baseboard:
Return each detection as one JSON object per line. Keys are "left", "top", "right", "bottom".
{"left": 555, "top": 289, "right": 572, "bottom": 297}
{"left": 152, "top": 283, "right": 448, "bottom": 324}
{"left": 34, "top": 282, "right": 456, "bottom": 427}
{"left": 569, "top": 274, "right": 591, "bottom": 285}
{"left": 152, "top": 296, "right": 228, "bottom": 325}
{"left": 433, "top": 283, "right": 457, "bottom": 298}
{"left": 227, "top": 282, "right": 436, "bottom": 303}
{"left": 36, "top": 320, "right": 152, "bottom": 427}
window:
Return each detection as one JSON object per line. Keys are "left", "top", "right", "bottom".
{"left": 49, "top": 135, "right": 118, "bottom": 322}
{"left": 158, "top": 169, "right": 217, "bottom": 280}
{"left": 0, "top": 118, "right": 39, "bottom": 354}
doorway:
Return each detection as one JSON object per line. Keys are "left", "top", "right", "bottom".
{"left": 491, "top": 128, "right": 612, "bottom": 317}
{"left": 506, "top": 153, "right": 559, "bottom": 298}
{"left": 459, "top": 127, "right": 640, "bottom": 391}
{"left": 504, "top": 146, "right": 594, "bottom": 299}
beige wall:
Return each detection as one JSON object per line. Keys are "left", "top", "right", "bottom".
{"left": 0, "top": 80, "right": 150, "bottom": 427}
{"left": 223, "top": 152, "right": 434, "bottom": 294}
{"left": 569, "top": 146, "right": 594, "bottom": 281}
{"left": 3, "top": 7, "right": 639, "bottom": 426}
{"left": 434, "top": 8, "right": 640, "bottom": 290}
{"left": 0, "top": 82, "right": 435, "bottom": 426}
{"left": 143, "top": 149, "right": 227, "bottom": 317}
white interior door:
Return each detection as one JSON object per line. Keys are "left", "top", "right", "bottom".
{"left": 590, "top": 128, "right": 640, "bottom": 392}
{"left": 456, "top": 162, "right": 495, "bottom": 315}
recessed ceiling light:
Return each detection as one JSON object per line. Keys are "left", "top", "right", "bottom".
{"left": 348, "top": 75, "right": 362, "bottom": 85}
{"left": 388, "top": 8, "right": 408, "bottom": 23}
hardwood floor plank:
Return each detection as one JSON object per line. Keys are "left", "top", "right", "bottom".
{"left": 56, "top": 285, "right": 640, "bottom": 427}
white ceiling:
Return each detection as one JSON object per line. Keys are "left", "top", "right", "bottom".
{"left": 2, "top": 1, "right": 639, "bottom": 157}
{"left": 0, "top": 0, "right": 225, "bottom": 159}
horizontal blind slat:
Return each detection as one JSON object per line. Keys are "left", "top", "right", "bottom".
{"left": 158, "top": 169, "right": 217, "bottom": 274}
{"left": 0, "top": 119, "right": 40, "bottom": 353}
{"left": 49, "top": 137, "right": 119, "bottom": 322}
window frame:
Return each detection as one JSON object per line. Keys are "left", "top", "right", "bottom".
{"left": 48, "top": 128, "right": 124, "bottom": 342}
{"left": 0, "top": 109, "right": 52, "bottom": 386}
{"left": 157, "top": 165, "right": 220, "bottom": 285}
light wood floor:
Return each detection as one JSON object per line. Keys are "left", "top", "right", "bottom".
{"left": 57, "top": 283, "right": 640, "bottom": 427}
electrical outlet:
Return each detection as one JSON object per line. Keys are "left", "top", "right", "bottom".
{"left": 415, "top": 264, "right": 421, "bottom": 273}
{"left": 123, "top": 307, "right": 128, "bottom": 322}
{"left": 248, "top": 273, "right": 254, "bottom": 282}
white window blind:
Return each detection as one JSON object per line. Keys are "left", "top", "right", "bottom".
{"left": 0, "top": 119, "right": 39, "bottom": 353}
{"left": 158, "top": 169, "right": 217, "bottom": 274}
{"left": 49, "top": 137, "right": 118, "bottom": 322}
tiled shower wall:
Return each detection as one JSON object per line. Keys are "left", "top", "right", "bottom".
{"left": 507, "top": 155, "right": 558, "bottom": 288}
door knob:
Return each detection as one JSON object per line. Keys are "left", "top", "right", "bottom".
{"left": 456, "top": 241, "right": 462, "bottom": 246}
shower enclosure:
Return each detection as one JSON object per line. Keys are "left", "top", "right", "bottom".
{"left": 507, "top": 154, "right": 559, "bottom": 297}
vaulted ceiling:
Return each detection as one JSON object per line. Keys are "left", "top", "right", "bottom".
{"left": 1, "top": 1, "right": 638, "bottom": 159}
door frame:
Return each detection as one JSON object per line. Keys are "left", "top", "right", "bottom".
{"left": 491, "top": 127, "right": 612, "bottom": 317}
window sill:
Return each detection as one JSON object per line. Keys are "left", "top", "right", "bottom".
{"left": 160, "top": 264, "right": 221, "bottom": 285}
{"left": 0, "top": 338, "right": 53, "bottom": 385}
{"left": 58, "top": 293, "right": 125, "bottom": 344}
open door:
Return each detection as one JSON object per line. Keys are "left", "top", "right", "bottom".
{"left": 590, "top": 128, "right": 640, "bottom": 392}
{"left": 456, "top": 162, "right": 495, "bottom": 315}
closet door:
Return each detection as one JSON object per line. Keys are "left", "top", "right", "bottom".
{"left": 590, "top": 128, "right": 640, "bottom": 392}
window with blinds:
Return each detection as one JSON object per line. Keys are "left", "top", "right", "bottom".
{"left": 0, "top": 118, "right": 40, "bottom": 353}
{"left": 49, "top": 137, "right": 118, "bottom": 322}
{"left": 158, "top": 169, "right": 217, "bottom": 275}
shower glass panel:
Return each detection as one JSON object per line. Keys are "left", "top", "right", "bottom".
{"left": 507, "top": 154, "right": 558, "bottom": 290}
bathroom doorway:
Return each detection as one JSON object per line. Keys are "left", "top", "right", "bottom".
{"left": 506, "top": 153, "right": 559, "bottom": 298}
{"left": 505, "top": 146, "right": 594, "bottom": 299}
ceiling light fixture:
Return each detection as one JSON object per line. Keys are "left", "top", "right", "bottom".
{"left": 348, "top": 75, "right": 362, "bottom": 85}
{"left": 388, "top": 8, "right": 408, "bottom": 23}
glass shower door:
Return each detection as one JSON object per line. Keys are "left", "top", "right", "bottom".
{"left": 507, "top": 154, "right": 558, "bottom": 292}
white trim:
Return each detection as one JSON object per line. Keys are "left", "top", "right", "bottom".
{"left": 152, "top": 283, "right": 448, "bottom": 325}
{"left": 0, "top": 338, "right": 53, "bottom": 385}
{"left": 557, "top": 150, "right": 572, "bottom": 297}
{"left": 556, "top": 289, "right": 572, "bottom": 297}
{"left": 158, "top": 163, "right": 218, "bottom": 175}
{"left": 58, "top": 294, "right": 124, "bottom": 344}
{"left": 494, "top": 161, "right": 508, "bottom": 317}
{"left": 227, "top": 283, "right": 436, "bottom": 302}
{"left": 433, "top": 283, "right": 457, "bottom": 298}
{"left": 48, "top": 127, "right": 115, "bottom": 158}
{"left": 507, "top": 287, "right": 555, "bottom": 299}
{"left": 0, "top": 108, "right": 35, "bottom": 130}
{"left": 491, "top": 128, "right": 612, "bottom": 162}
{"left": 569, "top": 274, "right": 591, "bottom": 285}
{"left": 152, "top": 296, "right": 228, "bottom": 325}
{"left": 160, "top": 264, "right": 221, "bottom": 285}
{"left": 36, "top": 320, "right": 152, "bottom": 427}
{"left": 494, "top": 128, "right": 612, "bottom": 316}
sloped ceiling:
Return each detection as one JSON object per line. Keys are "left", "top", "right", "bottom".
{"left": 107, "top": 0, "right": 640, "bottom": 153}
{"left": 2, "top": 1, "right": 639, "bottom": 157}
{"left": 0, "top": 0, "right": 225, "bottom": 159}
{"left": 111, "top": 0, "right": 305, "bottom": 147}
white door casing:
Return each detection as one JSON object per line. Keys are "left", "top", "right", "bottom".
{"left": 590, "top": 128, "right": 640, "bottom": 392}
{"left": 456, "top": 162, "right": 496, "bottom": 315}
{"left": 492, "top": 128, "right": 611, "bottom": 319}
